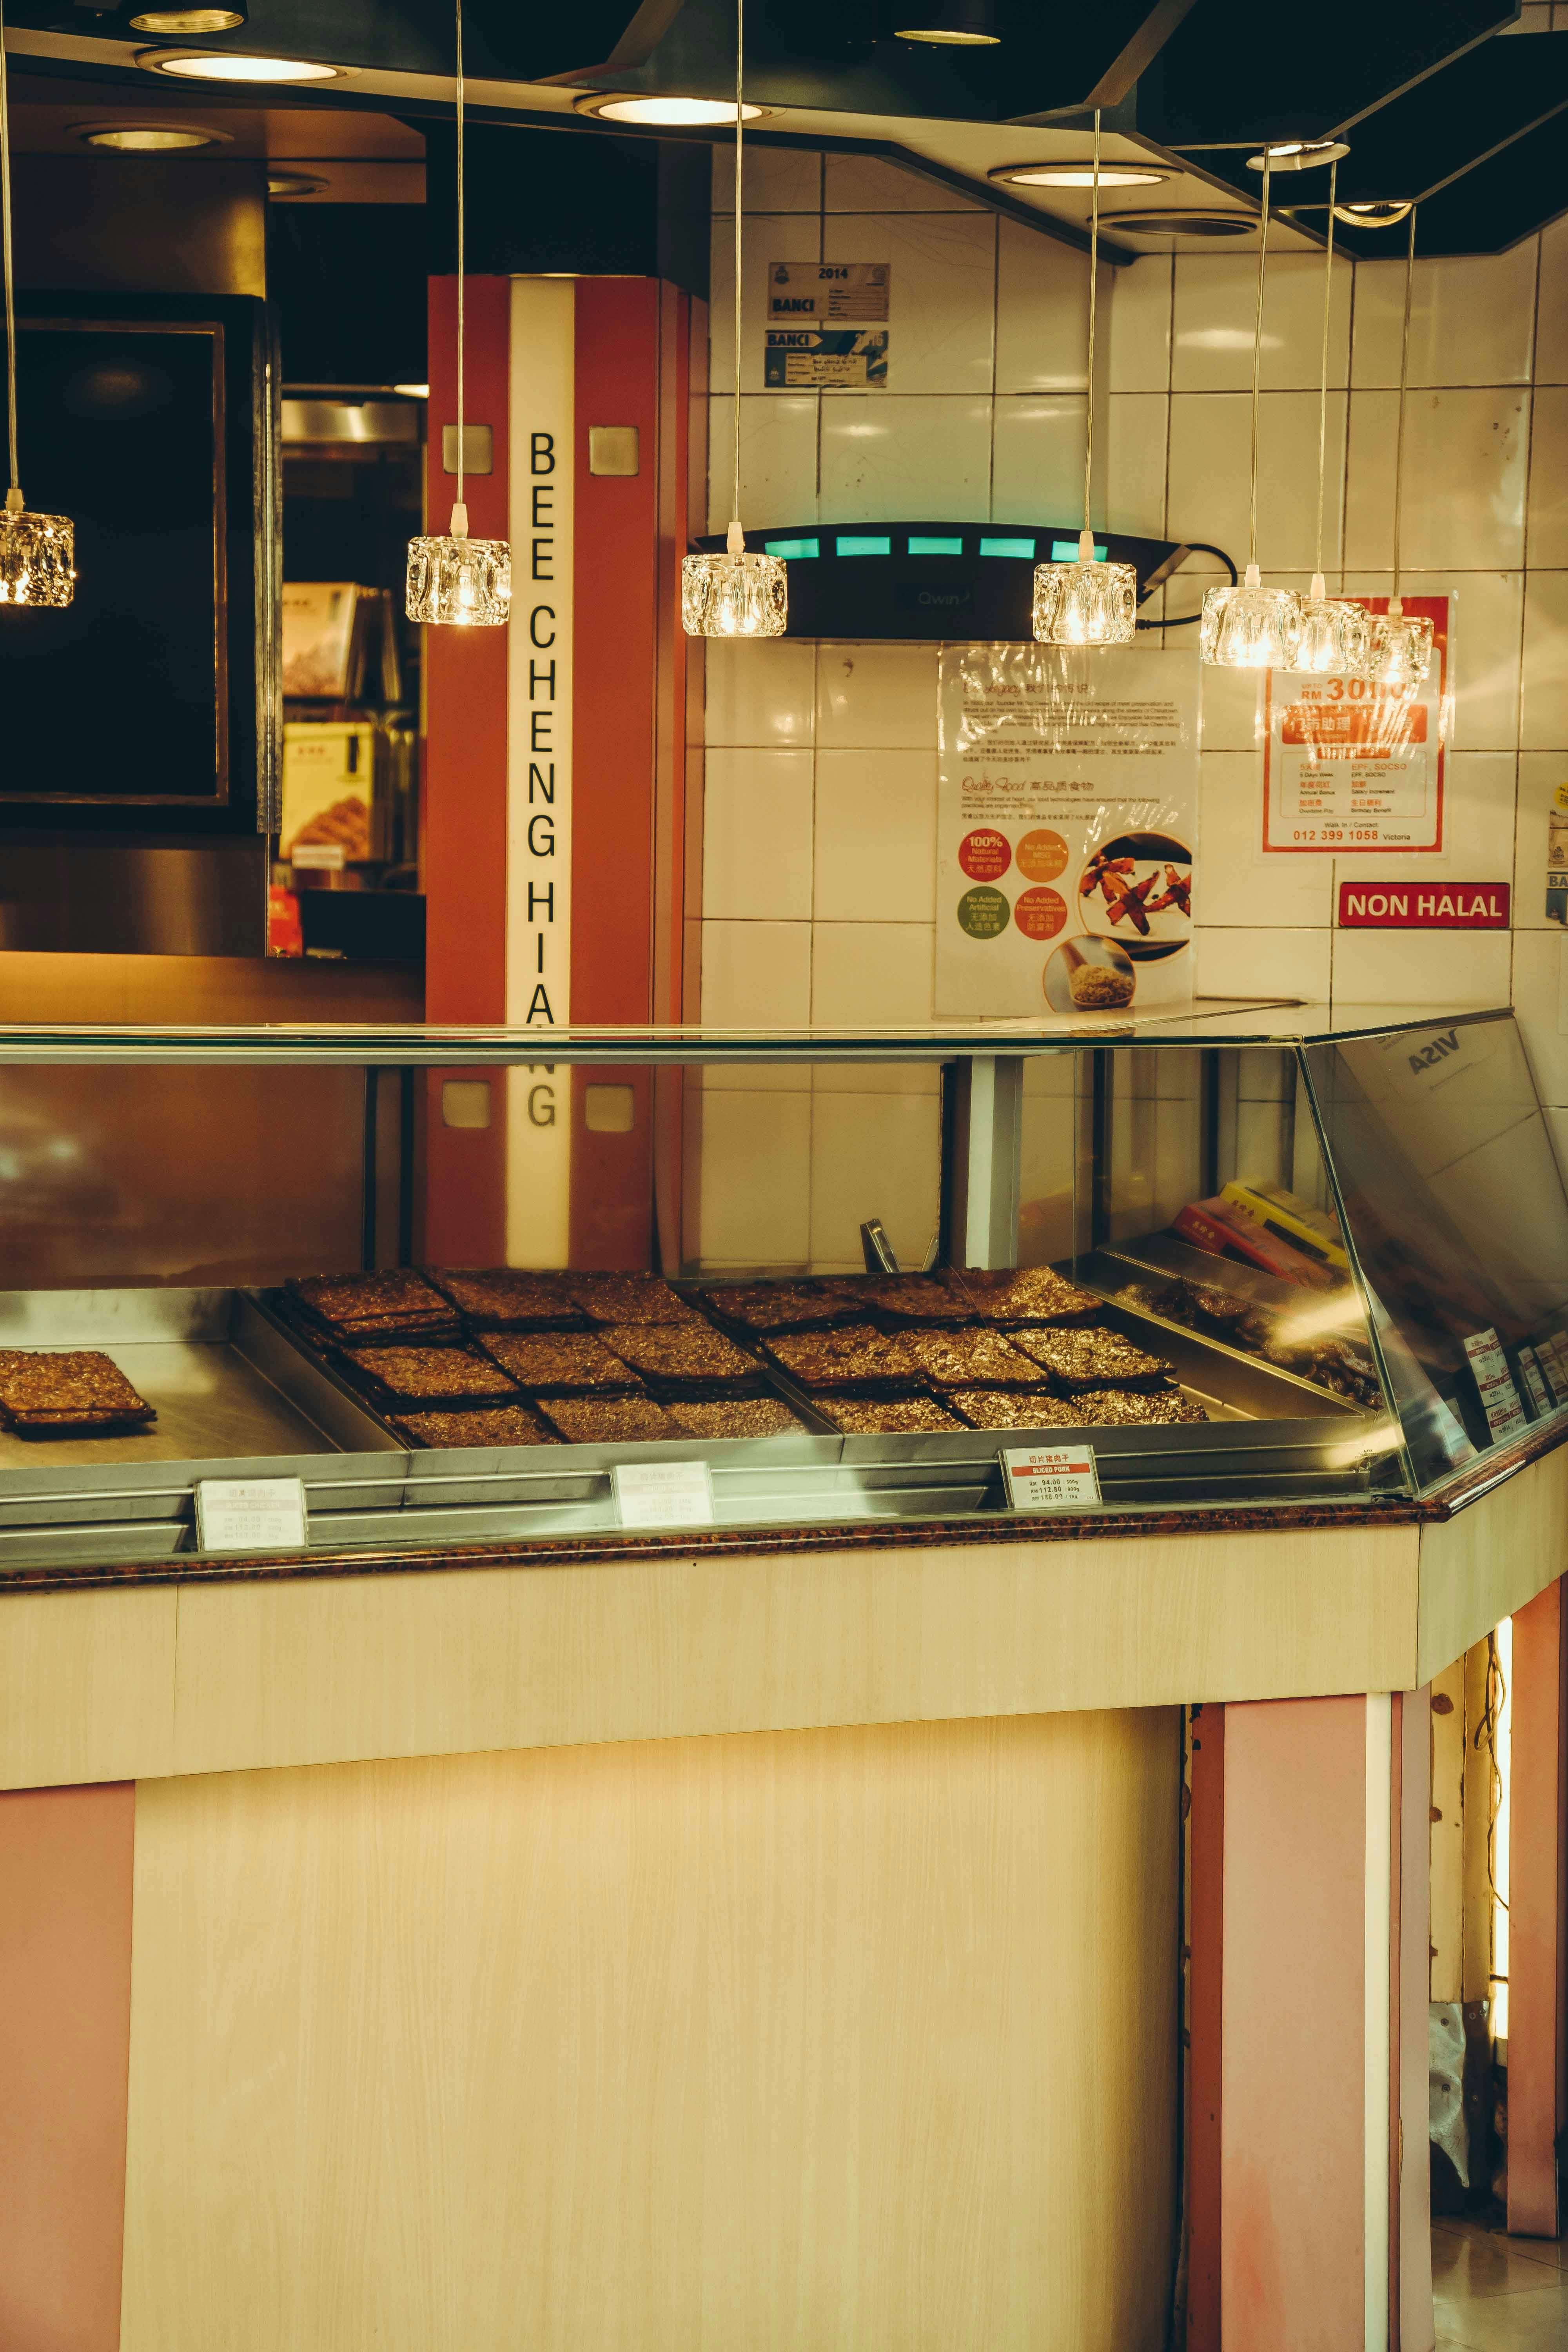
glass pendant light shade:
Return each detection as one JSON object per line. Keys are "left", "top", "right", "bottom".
{"left": 682, "top": 526, "right": 786, "bottom": 638}
{"left": 1201, "top": 561, "right": 1301, "bottom": 670}
{"left": 406, "top": 503, "right": 509, "bottom": 626}
{"left": 1033, "top": 528, "right": 1135, "bottom": 645}
{"left": 0, "top": 490, "right": 74, "bottom": 607}
{"left": 1292, "top": 571, "right": 1369, "bottom": 675}
{"left": 1366, "top": 602, "right": 1433, "bottom": 692}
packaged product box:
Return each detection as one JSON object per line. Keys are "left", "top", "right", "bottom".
{"left": 281, "top": 720, "right": 378, "bottom": 865}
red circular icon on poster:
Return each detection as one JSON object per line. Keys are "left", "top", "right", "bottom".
{"left": 1014, "top": 886, "right": 1068, "bottom": 940}
{"left": 958, "top": 828, "right": 1011, "bottom": 882}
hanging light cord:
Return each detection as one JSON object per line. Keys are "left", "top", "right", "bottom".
{"left": 0, "top": 0, "right": 21, "bottom": 510}
{"left": 726, "top": 0, "right": 745, "bottom": 555}
{"left": 1078, "top": 108, "right": 1101, "bottom": 560}
{"left": 453, "top": 0, "right": 466, "bottom": 526}
{"left": 1312, "top": 157, "right": 1338, "bottom": 587}
{"left": 1390, "top": 202, "right": 1417, "bottom": 617}
{"left": 1246, "top": 151, "right": 1271, "bottom": 574}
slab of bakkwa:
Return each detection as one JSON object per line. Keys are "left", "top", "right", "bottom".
{"left": 667, "top": 1397, "right": 812, "bottom": 1439}
{"left": 1006, "top": 1325, "right": 1175, "bottom": 1391}
{"left": 479, "top": 1330, "right": 643, "bottom": 1395}
{"left": 286, "top": 1268, "right": 460, "bottom": 1343}
{"left": 697, "top": 1281, "right": 854, "bottom": 1334}
{"left": 763, "top": 1323, "right": 920, "bottom": 1394}
{"left": 811, "top": 1394, "right": 967, "bottom": 1435}
{"left": 564, "top": 1273, "right": 702, "bottom": 1327}
{"left": 943, "top": 1266, "right": 1103, "bottom": 1326}
{"left": 599, "top": 1322, "right": 764, "bottom": 1392}
{"left": 947, "top": 1389, "right": 1086, "bottom": 1430}
{"left": 394, "top": 1405, "right": 557, "bottom": 1449}
{"left": 337, "top": 1344, "right": 524, "bottom": 1408}
{"left": 0, "top": 1348, "right": 156, "bottom": 1435}
{"left": 1074, "top": 1387, "right": 1208, "bottom": 1425}
{"left": 826, "top": 1274, "right": 969, "bottom": 1326}
{"left": 902, "top": 1329, "right": 1044, "bottom": 1389}
{"left": 421, "top": 1267, "right": 587, "bottom": 1330}
{"left": 536, "top": 1394, "right": 684, "bottom": 1445}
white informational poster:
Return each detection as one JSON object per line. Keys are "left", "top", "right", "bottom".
{"left": 1262, "top": 595, "right": 1452, "bottom": 853}
{"left": 936, "top": 644, "right": 1199, "bottom": 1019}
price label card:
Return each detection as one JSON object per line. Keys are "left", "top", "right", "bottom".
{"left": 611, "top": 1459, "right": 715, "bottom": 1530}
{"left": 1002, "top": 1444, "right": 1102, "bottom": 1512}
{"left": 195, "top": 1475, "right": 308, "bottom": 1555}
{"left": 1461, "top": 1330, "right": 1528, "bottom": 1444}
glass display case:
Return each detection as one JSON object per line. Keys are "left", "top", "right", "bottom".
{"left": 0, "top": 1000, "right": 1559, "bottom": 1572}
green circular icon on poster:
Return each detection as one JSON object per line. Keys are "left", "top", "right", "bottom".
{"left": 957, "top": 886, "right": 1010, "bottom": 939}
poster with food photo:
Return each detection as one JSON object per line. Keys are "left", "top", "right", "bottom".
{"left": 936, "top": 644, "right": 1198, "bottom": 1018}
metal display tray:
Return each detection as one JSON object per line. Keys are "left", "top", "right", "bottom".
{"left": 0, "top": 1283, "right": 1397, "bottom": 1576}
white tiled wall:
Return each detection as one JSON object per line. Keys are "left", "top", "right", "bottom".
{"left": 693, "top": 151, "right": 1568, "bottom": 1261}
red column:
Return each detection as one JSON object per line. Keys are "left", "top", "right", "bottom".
{"left": 0, "top": 1784, "right": 134, "bottom": 2352}
{"left": 423, "top": 272, "right": 513, "bottom": 1264}
{"left": 1187, "top": 1701, "right": 1224, "bottom": 2352}
{"left": 1508, "top": 1576, "right": 1566, "bottom": 2238}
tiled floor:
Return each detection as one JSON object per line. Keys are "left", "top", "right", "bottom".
{"left": 1434, "top": 2218, "right": 1568, "bottom": 2348}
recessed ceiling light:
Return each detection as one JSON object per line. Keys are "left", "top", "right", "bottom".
{"left": 1332, "top": 198, "right": 1414, "bottom": 227}
{"left": 1101, "top": 208, "right": 1255, "bottom": 238}
{"left": 128, "top": 6, "right": 246, "bottom": 30}
{"left": 574, "top": 93, "right": 769, "bottom": 125}
{"left": 991, "top": 161, "right": 1170, "bottom": 189}
{"left": 73, "top": 119, "right": 231, "bottom": 151}
{"left": 137, "top": 48, "right": 349, "bottom": 81}
{"left": 1246, "top": 138, "right": 1350, "bottom": 172}
{"left": 268, "top": 171, "right": 328, "bottom": 197}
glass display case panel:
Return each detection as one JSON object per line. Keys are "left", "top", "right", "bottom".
{"left": 1302, "top": 1012, "right": 1568, "bottom": 1490}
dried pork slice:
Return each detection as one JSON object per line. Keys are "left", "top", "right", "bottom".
{"left": 536, "top": 1394, "right": 684, "bottom": 1445}
{"left": 563, "top": 1273, "right": 702, "bottom": 1327}
{"left": 598, "top": 1322, "right": 764, "bottom": 1392}
{"left": 812, "top": 1393, "right": 967, "bottom": 1435}
{"left": 942, "top": 1266, "right": 1103, "bottom": 1326}
{"left": 287, "top": 1268, "right": 460, "bottom": 1342}
{"left": 337, "top": 1343, "right": 523, "bottom": 1408}
{"left": 394, "top": 1405, "right": 557, "bottom": 1448}
{"left": 0, "top": 1348, "right": 155, "bottom": 1433}
{"left": 1074, "top": 1387, "right": 1208, "bottom": 1425}
{"left": 901, "top": 1329, "right": 1044, "bottom": 1390}
{"left": 667, "top": 1397, "right": 813, "bottom": 1439}
{"left": 421, "top": 1267, "right": 587, "bottom": 1330}
{"left": 1006, "top": 1325, "right": 1175, "bottom": 1392}
{"left": 827, "top": 1274, "right": 969, "bottom": 1326}
{"left": 698, "top": 1281, "right": 854, "bottom": 1334}
{"left": 479, "top": 1330, "right": 643, "bottom": 1395}
{"left": 764, "top": 1323, "right": 920, "bottom": 1394}
{"left": 946, "top": 1389, "right": 1086, "bottom": 1430}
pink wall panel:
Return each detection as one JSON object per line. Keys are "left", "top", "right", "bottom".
{"left": 0, "top": 1783, "right": 134, "bottom": 2352}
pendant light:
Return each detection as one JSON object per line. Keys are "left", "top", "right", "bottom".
{"left": 0, "top": 0, "right": 74, "bottom": 610}
{"left": 1032, "top": 112, "right": 1136, "bottom": 648}
{"left": 1364, "top": 205, "right": 1433, "bottom": 692}
{"left": 681, "top": 0, "right": 786, "bottom": 639}
{"left": 1200, "top": 154, "right": 1299, "bottom": 670}
{"left": 1292, "top": 161, "right": 1370, "bottom": 676}
{"left": 405, "top": 0, "right": 510, "bottom": 629}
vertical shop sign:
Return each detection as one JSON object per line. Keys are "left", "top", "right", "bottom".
{"left": 936, "top": 644, "right": 1198, "bottom": 1019}
{"left": 1261, "top": 594, "right": 1451, "bottom": 853}
{"left": 506, "top": 278, "right": 574, "bottom": 1263}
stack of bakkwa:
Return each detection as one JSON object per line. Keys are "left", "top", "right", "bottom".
{"left": 901, "top": 1329, "right": 1045, "bottom": 1390}
{"left": 564, "top": 1273, "right": 701, "bottom": 1326}
{"left": 942, "top": 1267, "right": 1102, "bottom": 1325}
{"left": 478, "top": 1330, "right": 641, "bottom": 1395}
{"left": 336, "top": 1343, "right": 524, "bottom": 1416}
{"left": 828, "top": 1274, "right": 969, "bottom": 1326}
{"left": 535, "top": 1393, "right": 684, "bottom": 1445}
{"left": 699, "top": 1279, "right": 855, "bottom": 1335}
{"left": 422, "top": 1268, "right": 587, "bottom": 1330}
{"left": 812, "top": 1394, "right": 966, "bottom": 1436}
{"left": 946, "top": 1390, "right": 1087, "bottom": 1430}
{"left": 599, "top": 1321, "right": 765, "bottom": 1399}
{"left": 1007, "top": 1327, "right": 1174, "bottom": 1391}
{"left": 763, "top": 1323, "right": 920, "bottom": 1396}
{"left": 394, "top": 1405, "right": 558, "bottom": 1449}
{"left": 667, "top": 1396, "right": 811, "bottom": 1439}
{"left": 288, "top": 1269, "right": 460, "bottom": 1346}
{"left": 0, "top": 1349, "right": 156, "bottom": 1439}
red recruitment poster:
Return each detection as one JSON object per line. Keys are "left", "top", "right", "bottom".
{"left": 1261, "top": 594, "right": 1451, "bottom": 854}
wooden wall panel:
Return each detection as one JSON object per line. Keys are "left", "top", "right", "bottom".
{"left": 0, "top": 1587, "right": 175, "bottom": 1791}
{"left": 122, "top": 1710, "right": 1180, "bottom": 2352}
{"left": 165, "top": 1522, "right": 1417, "bottom": 1782}
{"left": 1417, "top": 1445, "right": 1568, "bottom": 1686}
